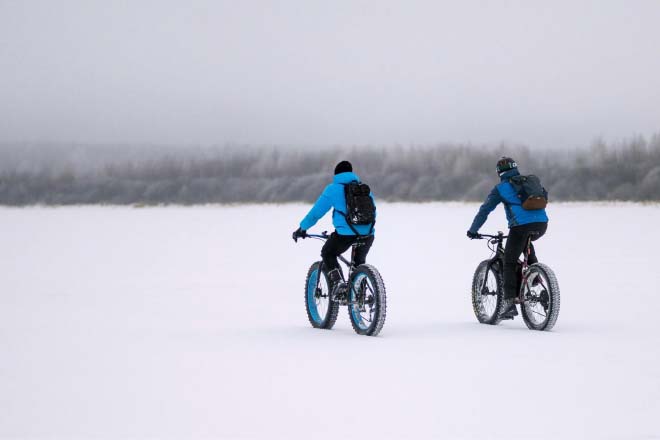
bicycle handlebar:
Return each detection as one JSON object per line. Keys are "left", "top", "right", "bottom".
{"left": 306, "top": 233, "right": 329, "bottom": 239}
{"left": 298, "top": 231, "right": 330, "bottom": 241}
{"left": 474, "top": 232, "right": 508, "bottom": 240}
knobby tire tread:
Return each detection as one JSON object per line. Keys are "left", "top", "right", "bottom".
{"left": 521, "top": 263, "right": 560, "bottom": 331}
{"left": 304, "top": 262, "right": 339, "bottom": 330}
{"left": 348, "top": 264, "right": 387, "bottom": 336}
{"left": 471, "top": 260, "right": 504, "bottom": 325}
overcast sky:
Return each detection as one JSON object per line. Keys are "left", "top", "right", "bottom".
{"left": 1, "top": 0, "right": 659, "bottom": 149}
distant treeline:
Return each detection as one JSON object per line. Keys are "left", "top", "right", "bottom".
{"left": 1, "top": 136, "right": 659, "bottom": 205}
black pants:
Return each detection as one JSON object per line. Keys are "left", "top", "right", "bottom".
{"left": 503, "top": 222, "right": 547, "bottom": 299}
{"left": 321, "top": 232, "right": 374, "bottom": 273}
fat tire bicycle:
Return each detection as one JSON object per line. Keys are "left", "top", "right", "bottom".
{"left": 471, "top": 231, "right": 560, "bottom": 331}
{"left": 297, "top": 231, "right": 387, "bottom": 336}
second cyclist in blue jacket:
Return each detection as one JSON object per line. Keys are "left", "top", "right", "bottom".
{"left": 292, "top": 161, "right": 376, "bottom": 297}
{"left": 467, "top": 157, "right": 549, "bottom": 319}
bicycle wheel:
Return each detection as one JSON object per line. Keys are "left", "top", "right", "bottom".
{"left": 348, "top": 264, "right": 387, "bottom": 336}
{"left": 520, "top": 263, "right": 560, "bottom": 331}
{"left": 471, "top": 260, "right": 503, "bottom": 325}
{"left": 304, "top": 262, "right": 339, "bottom": 329}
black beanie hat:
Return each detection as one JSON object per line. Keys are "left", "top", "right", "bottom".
{"left": 334, "top": 160, "right": 353, "bottom": 175}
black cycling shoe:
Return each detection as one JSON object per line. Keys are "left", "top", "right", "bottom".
{"left": 327, "top": 268, "right": 348, "bottom": 304}
{"left": 499, "top": 299, "right": 519, "bottom": 320}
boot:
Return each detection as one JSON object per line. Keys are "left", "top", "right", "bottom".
{"left": 499, "top": 298, "right": 518, "bottom": 320}
{"left": 327, "top": 268, "right": 347, "bottom": 304}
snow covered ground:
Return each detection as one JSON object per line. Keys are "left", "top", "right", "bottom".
{"left": 1, "top": 203, "right": 659, "bottom": 439}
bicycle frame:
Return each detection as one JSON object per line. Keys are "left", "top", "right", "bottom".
{"left": 477, "top": 232, "right": 544, "bottom": 303}
{"left": 305, "top": 231, "right": 367, "bottom": 305}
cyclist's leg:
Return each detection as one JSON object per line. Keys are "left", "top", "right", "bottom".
{"left": 503, "top": 226, "right": 529, "bottom": 299}
{"left": 321, "top": 232, "right": 354, "bottom": 272}
{"left": 527, "top": 222, "right": 548, "bottom": 265}
{"left": 353, "top": 235, "right": 374, "bottom": 266}
{"left": 322, "top": 233, "right": 355, "bottom": 298}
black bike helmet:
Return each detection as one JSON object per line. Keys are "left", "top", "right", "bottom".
{"left": 496, "top": 157, "right": 518, "bottom": 175}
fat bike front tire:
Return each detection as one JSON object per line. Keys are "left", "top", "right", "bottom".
{"left": 520, "top": 263, "right": 560, "bottom": 331}
{"left": 304, "top": 262, "right": 339, "bottom": 329}
{"left": 471, "top": 260, "right": 504, "bottom": 325}
{"left": 347, "top": 264, "right": 387, "bottom": 336}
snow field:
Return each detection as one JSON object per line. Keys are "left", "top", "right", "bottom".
{"left": 1, "top": 203, "right": 659, "bottom": 439}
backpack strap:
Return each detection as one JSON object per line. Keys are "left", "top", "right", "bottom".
{"left": 334, "top": 208, "right": 363, "bottom": 236}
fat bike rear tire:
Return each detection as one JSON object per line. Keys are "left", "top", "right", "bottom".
{"left": 520, "top": 263, "right": 560, "bottom": 331}
{"left": 304, "top": 262, "right": 339, "bottom": 329}
{"left": 471, "top": 260, "right": 504, "bottom": 325}
{"left": 348, "top": 264, "right": 386, "bottom": 336}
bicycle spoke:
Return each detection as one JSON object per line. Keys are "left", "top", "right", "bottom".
{"left": 353, "top": 310, "right": 371, "bottom": 324}
{"left": 531, "top": 307, "right": 546, "bottom": 318}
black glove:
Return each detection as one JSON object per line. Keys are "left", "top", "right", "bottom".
{"left": 292, "top": 227, "right": 307, "bottom": 242}
{"left": 467, "top": 230, "right": 480, "bottom": 239}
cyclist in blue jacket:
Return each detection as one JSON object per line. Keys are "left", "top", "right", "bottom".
{"left": 292, "top": 161, "right": 376, "bottom": 298}
{"left": 467, "top": 157, "right": 549, "bottom": 319}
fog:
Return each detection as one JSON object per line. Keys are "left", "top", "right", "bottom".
{"left": 1, "top": 1, "right": 660, "bottom": 148}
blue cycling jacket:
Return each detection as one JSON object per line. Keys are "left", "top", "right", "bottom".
{"left": 469, "top": 169, "right": 548, "bottom": 233}
{"left": 300, "top": 171, "right": 376, "bottom": 236}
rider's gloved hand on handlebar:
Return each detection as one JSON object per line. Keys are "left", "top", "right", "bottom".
{"left": 467, "top": 230, "right": 480, "bottom": 239}
{"left": 292, "top": 227, "right": 307, "bottom": 242}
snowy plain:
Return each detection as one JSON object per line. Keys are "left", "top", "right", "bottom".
{"left": 1, "top": 203, "right": 659, "bottom": 439}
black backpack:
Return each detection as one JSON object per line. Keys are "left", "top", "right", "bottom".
{"left": 338, "top": 181, "right": 376, "bottom": 235}
{"left": 509, "top": 175, "right": 548, "bottom": 210}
